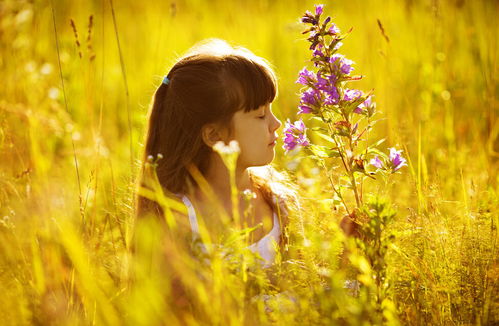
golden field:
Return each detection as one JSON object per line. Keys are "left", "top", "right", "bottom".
{"left": 0, "top": 0, "right": 497, "bottom": 325}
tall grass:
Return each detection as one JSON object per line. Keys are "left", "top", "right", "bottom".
{"left": 0, "top": 0, "right": 497, "bottom": 325}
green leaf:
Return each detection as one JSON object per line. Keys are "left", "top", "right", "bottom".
{"left": 367, "top": 147, "right": 388, "bottom": 160}
{"left": 339, "top": 176, "right": 353, "bottom": 189}
{"left": 314, "top": 130, "right": 335, "bottom": 143}
{"left": 310, "top": 116, "right": 326, "bottom": 124}
{"left": 309, "top": 144, "right": 341, "bottom": 158}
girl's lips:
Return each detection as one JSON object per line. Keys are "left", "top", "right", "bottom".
{"left": 269, "top": 139, "right": 277, "bottom": 146}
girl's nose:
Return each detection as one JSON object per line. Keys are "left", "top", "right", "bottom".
{"left": 270, "top": 112, "right": 282, "bottom": 132}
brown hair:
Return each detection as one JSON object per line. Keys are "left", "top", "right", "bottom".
{"left": 136, "top": 39, "right": 278, "bottom": 218}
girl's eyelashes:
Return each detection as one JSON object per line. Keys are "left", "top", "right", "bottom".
{"left": 257, "top": 105, "right": 270, "bottom": 119}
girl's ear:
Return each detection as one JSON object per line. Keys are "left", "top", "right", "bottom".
{"left": 201, "top": 123, "right": 228, "bottom": 147}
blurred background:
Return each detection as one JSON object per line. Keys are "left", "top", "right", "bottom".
{"left": 0, "top": 0, "right": 497, "bottom": 325}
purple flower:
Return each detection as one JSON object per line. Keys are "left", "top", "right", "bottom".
{"left": 313, "top": 48, "right": 324, "bottom": 58}
{"left": 363, "top": 95, "right": 374, "bottom": 108}
{"left": 301, "top": 89, "right": 319, "bottom": 106}
{"left": 315, "top": 72, "right": 337, "bottom": 90}
{"left": 327, "top": 73, "right": 338, "bottom": 84}
{"left": 329, "top": 23, "right": 340, "bottom": 35}
{"left": 355, "top": 95, "right": 376, "bottom": 114}
{"left": 369, "top": 156, "right": 383, "bottom": 169}
{"left": 343, "top": 89, "right": 363, "bottom": 102}
{"left": 340, "top": 58, "right": 354, "bottom": 74}
{"left": 310, "top": 72, "right": 339, "bottom": 105}
{"left": 330, "top": 54, "right": 354, "bottom": 75}
{"left": 324, "top": 86, "right": 340, "bottom": 105}
{"left": 298, "top": 89, "right": 320, "bottom": 114}
{"left": 298, "top": 105, "right": 313, "bottom": 114}
{"left": 283, "top": 120, "right": 310, "bottom": 151}
{"left": 389, "top": 148, "right": 407, "bottom": 171}
{"left": 315, "top": 73, "right": 329, "bottom": 90}
{"left": 333, "top": 41, "right": 343, "bottom": 50}
{"left": 315, "top": 4, "right": 324, "bottom": 16}
{"left": 297, "top": 68, "right": 315, "bottom": 85}
{"left": 330, "top": 54, "right": 341, "bottom": 64}
{"left": 301, "top": 11, "right": 317, "bottom": 25}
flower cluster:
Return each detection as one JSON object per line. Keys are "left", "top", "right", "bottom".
{"left": 286, "top": 6, "right": 408, "bottom": 319}
{"left": 369, "top": 148, "right": 408, "bottom": 173}
{"left": 283, "top": 120, "right": 310, "bottom": 152}
{"left": 283, "top": 4, "right": 407, "bottom": 212}
{"left": 296, "top": 5, "right": 373, "bottom": 117}
{"left": 286, "top": 4, "right": 386, "bottom": 156}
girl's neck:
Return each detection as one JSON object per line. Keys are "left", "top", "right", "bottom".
{"left": 196, "top": 152, "right": 252, "bottom": 204}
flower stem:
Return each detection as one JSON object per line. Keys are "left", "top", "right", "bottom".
{"left": 319, "top": 160, "right": 350, "bottom": 215}
{"left": 229, "top": 167, "right": 240, "bottom": 229}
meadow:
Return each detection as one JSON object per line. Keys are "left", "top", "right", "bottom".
{"left": 0, "top": 0, "right": 497, "bottom": 325}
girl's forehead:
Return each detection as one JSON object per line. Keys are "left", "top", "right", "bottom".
{"left": 257, "top": 102, "right": 272, "bottom": 110}
{"left": 239, "top": 103, "right": 271, "bottom": 114}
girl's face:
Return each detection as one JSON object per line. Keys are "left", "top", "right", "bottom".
{"left": 230, "top": 103, "right": 282, "bottom": 168}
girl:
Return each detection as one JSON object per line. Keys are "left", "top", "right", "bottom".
{"left": 135, "top": 39, "right": 303, "bottom": 321}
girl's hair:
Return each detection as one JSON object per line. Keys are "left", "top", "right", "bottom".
{"left": 136, "top": 39, "right": 278, "bottom": 218}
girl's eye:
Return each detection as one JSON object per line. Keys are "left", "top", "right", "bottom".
{"left": 258, "top": 114, "right": 266, "bottom": 119}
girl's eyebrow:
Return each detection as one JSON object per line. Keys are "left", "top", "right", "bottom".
{"left": 255, "top": 106, "right": 266, "bottom": 114}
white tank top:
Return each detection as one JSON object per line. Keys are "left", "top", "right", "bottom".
{"left": 180, "top": 195, "right": 281, "bottom": 268}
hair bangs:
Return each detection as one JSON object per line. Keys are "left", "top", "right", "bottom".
{"left": 222, "top": 55, "right": 277, "bottom": 113}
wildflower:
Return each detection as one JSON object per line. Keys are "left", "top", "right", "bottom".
{"left": 330, "top": 54, "right": 341, "bottom": 64}
{"left": 296, "top": 68, "right": 315, "bottom": 85}
{"left": 298, "top": 105, "right": 313, "bottom": 114}
{"left": 313, "top": 47, "right": 324, "bottom": 58}
{"left": 301, "top": 89, "right": 319, "bottom": 105}
{"left": 363, "top": 96, "right": 374, "bottom": 108}
{"left": 315, "top": 73, "right": 329, "bottom": 90}
{"left": 389, "top": 148, "right": 407, "bottom": 171}
{"left": 329, "top": 23, "right": 340, "bottom": 35}
{"left": 330, "top": 54, "right": 354, "bottom": 75}
{"left": 299, "top": 89, "right": 320, "bottom": 114}
{"left": 353, "top": 107, "right": 364, "bottom": 114}
{"left": 213, "top": 140, "right": 240, "bottom": 155}
{"left": 340, "top": 58, "right": 354, "bottom": 74}
{"left": 314, "top": 73, "right": 340, "bottom": 105}
{"left": 343, "top": 89, "right": 363, "bottom": 102}
{"left": 283, "top": 120, "right": 310, "bottom": 151}
{"left": 242, "top": 189, "right": 257, "bottom": 202}
{"left": 324, "top": 86, "right": 340, "bottom": 105}
{"left": 315, "top": 4, "right": 324, "bottom": 16}
{"left": 369, "top": 156, "right": 383, "bottom": 169}
{"left": 213, "top": 140, "right": 241, "bottom": 170}
{"left": 301, "top": 11, "right": 317, "bottom": 25}
{"left": 354, "top": 95, "right": 376, "bottom": 115}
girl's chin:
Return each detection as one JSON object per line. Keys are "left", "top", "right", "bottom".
{"left": 247, "top": 158, "right": 274, "bottom": 168}
{"left": 241, "top": 150, "right": 275, "bottom": 168}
